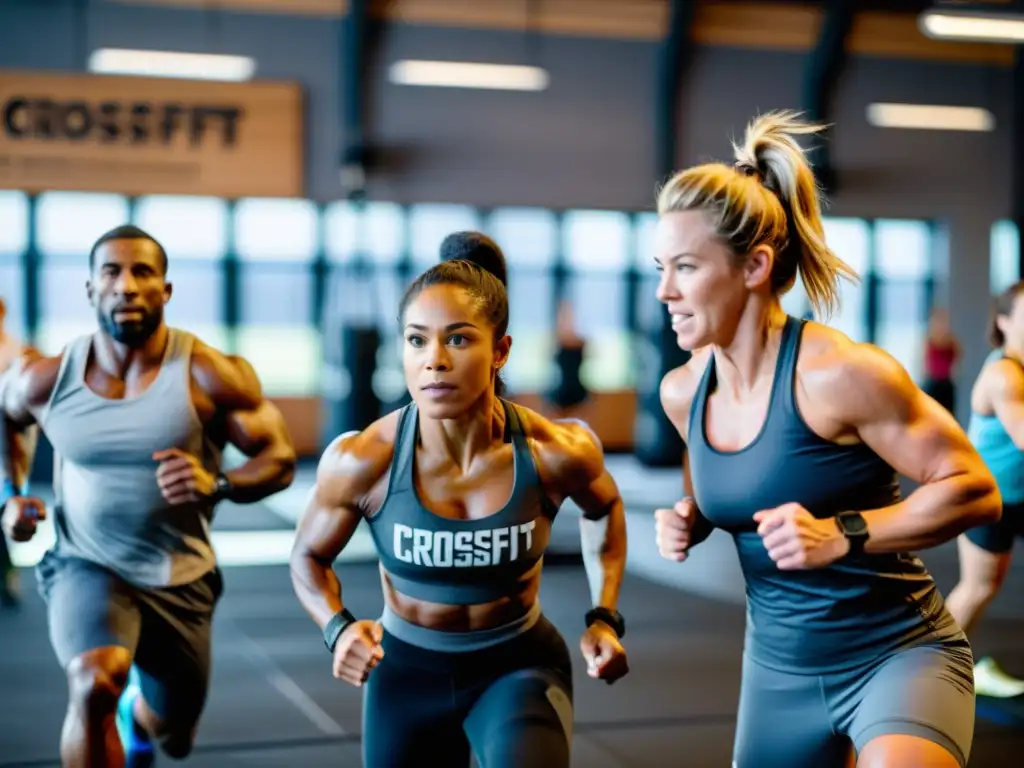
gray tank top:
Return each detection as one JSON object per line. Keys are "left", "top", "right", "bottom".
{"left": 687, "top": 316, "right": 959, "bottom": 674}
{"left": 40, "top": 329, "right": 221, "bottom": 587}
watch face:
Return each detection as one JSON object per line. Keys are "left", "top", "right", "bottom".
{"left": 841, "top": 513, "right": 868, "bottom": 536}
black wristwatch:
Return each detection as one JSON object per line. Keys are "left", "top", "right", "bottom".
{"left": 210, "top": 474, "right": 233, "bottom": 504}
{"left": 834, "top": 511, "right": 870, "bottom": 556}
{"left": 585, "top": 607, "right": 626, "bottom": 639}
{"left": 323, "top": 608, "right": 359, "bottom": 653}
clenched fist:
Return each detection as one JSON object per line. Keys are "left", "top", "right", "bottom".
{"left": 655, "top": 498, "right": 699, "bottom": 562}
{"left": 580, "top": 622, "right": 629, "bottom": 684}
{"left": 333, "top": 619, "right": 385, "bottom": 686}
{"left": 2, "top": 495, "right": 46, "bottom": 542}
{"left": 754, "top": 503, "right": 849, "bottom": 570}
{"left": 154, "top": 449, "right": 216, "bottom": 505}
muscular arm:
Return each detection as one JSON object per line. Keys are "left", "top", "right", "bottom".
{"left": 988, "top": 360, "right": 1024, "bottom": 450}
{"left": 193, "top": 347, "right": 297, "bottom": 503}
{"left": 831, "top": 345, "right": 1000, "bottom": 552}
{"left": 550, "top": 421, "right": 626, "bottom": 612}
{"left": 1, "top": 349, "right": 53, "bottom": 491}
{"left": 289, "top": 433, "right": 386, "bottom": 630}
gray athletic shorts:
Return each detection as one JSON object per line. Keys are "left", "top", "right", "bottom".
{"left": 733, "top": 640, "right": 975, "bottom": 768}
{"left": 36, "top": 550, "right": 223, "bottom": 727}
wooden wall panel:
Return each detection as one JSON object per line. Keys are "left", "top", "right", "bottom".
{"left": 104, "top": 0, "right": 1017, "bottom": 64}
{"left": 0, "top": 71, "right": 304, "bottom": 198}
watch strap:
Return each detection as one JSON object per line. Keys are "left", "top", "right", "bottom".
{"left": 835, "top": 511, "right": 869, "bottom": 555}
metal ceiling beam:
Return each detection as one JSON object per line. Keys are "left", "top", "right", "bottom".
{"left": 802, "top": 0, "right": 855, "bottom": 194}
{"left": 655, "top": 0, "right": 696, "bottom": 183}
{"left": 340, "top": 0, "right": 373, "bottom": 201}
{"left": 635, "top": 0, "right": 695, "bottom": 469}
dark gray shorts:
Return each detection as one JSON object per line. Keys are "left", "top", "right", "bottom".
{"left": 36, "top": 550, "right": 223, "bottom": 728}
{"left": 965, "top": 499, "right": 1024, "bottom": 554}
{"left": 733, "top": 640, "right": 975, "bottom": 768}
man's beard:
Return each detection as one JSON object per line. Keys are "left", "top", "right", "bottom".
{"left": 98, "top": 306, "right": 163, "bottom": 347}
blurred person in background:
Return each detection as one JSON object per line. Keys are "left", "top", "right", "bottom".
{"left": 547, "top": 300, "right": 590, "bottom": 418}
{"left": 923, "top": 307, "right": 960, "bottom": 415}
{"left": 946, "top": 280, "right": 1024, "bottom": 699}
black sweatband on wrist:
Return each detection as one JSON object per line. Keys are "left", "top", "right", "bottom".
{"left": 323, "top": 608, "right": 359, "bottom": 653}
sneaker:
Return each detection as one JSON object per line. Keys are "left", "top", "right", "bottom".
{"left": 975, "top": 656, "right": 1024, "bottom": 699}
{"left": 115, "top": 667, "right": 156, "bottom": 767}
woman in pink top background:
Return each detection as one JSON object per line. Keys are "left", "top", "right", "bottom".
{"left": 924, "top": 307, "right": 961, "bottom": 415}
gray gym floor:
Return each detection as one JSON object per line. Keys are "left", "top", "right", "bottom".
{"left": 3, "top": 456, "right": 1024, "bottom": 767}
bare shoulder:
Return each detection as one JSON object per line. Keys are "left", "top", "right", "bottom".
{"left": 315, "top": 409, "right": 403, "bottom": 511}
{"left": 985, "top": 356, "right": 1024, "bottom": 399}
{"left": 795, "top": 322, "right": 916, "bottom": 423}
{"left": 189, "top": 338, "right": 262, "bottom": 410}
{"left": 3, "top": 347, "right": 63, "bottom": 411}
{"left": 515, "top": 405, "right": 604, "bottom": 489}
{"left": 659, "top": 346, "right": 712, "bottom": 441}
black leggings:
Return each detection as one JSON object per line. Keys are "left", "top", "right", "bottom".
{"left": 362, "top": 614, "right": 574, "bottom": 768}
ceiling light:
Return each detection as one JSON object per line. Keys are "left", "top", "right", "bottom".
{"left": 88, "top": 48, "right": 256, "bottom": 82}
{"left": 866, "top": 103, "right": 994, "bottom": 132}
{"left": 919, "top": 10, "right": 1024, "bottom": 43}
{"left": 388, "top": 60, "right": 549, "bottom": 91}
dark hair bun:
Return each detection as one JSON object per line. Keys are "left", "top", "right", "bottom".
{"left": 439, "top": 231, "right": 508, "bottom": 287}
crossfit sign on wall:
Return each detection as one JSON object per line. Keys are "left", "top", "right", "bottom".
{"left": 0, "top": 70, "right": 305, "bottom": 198}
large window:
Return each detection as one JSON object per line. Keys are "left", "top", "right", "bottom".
{"left": 409, "top": 203, "right": 481, "bottom": 270}
{"left": 0, "top": 190, "right": 29, "bottom": 342}
{"left": 5, "top": 194, "right": 950, "bottom": 420}
{"left": 134, "top": 195, "right": 229, "bottom": 351}
{"left": 633, "top": 212, "right": 661, "bottom": 334}
{"left": 324, "top": 201, "right": 407, "bottom": 405}
{"left": 992, "top": 220, "right": 1020, "bottom": 295}
{"left": 563, "top": 209, "right": 633, "bottom": 392}
{"left": 234, "top": 198, "right": 321, "bottom": 397}
{"left": 874, "top": 219, "right": 932, "bottom": 383}
{"left": 36, "top": 192, "right": 130, "bottom": 353}
{"left": 821, "top": 218, "right": 871, "bottom": 342}
{"left": 487, "top": 207, "right": 558, "bottom": 393}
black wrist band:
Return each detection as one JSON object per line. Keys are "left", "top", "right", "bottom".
{"left": 585, "top": 607, "right": 626, "bottom": 639}
{"left": 323, "top": 608, "right": 358, "bottom": 653}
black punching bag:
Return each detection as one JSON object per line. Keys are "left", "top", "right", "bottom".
{"left": 322, "top": 326, "right": 382, "bottom": 442}
{"left": 548, "top": 345, "right": 589, "bottom": 410}
{"left": 633, "top": 312, "right": 691, "bottom": 467}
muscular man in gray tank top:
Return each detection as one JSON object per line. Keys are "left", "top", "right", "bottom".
{"left": 0, "top": 225, "right": 297, "bottom": 766}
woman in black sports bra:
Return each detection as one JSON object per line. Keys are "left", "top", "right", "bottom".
{"left": 290, "top": 233, "right": 630, "bottom": 767}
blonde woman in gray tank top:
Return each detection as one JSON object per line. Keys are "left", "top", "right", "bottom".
{"left": 0, "top": 226, "right": 297, "bottom": 766}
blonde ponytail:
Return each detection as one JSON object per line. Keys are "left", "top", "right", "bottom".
{"left": 657, "top": 110, "right": 858, "bottom": 320}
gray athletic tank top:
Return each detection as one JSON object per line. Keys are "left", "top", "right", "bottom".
{"left": 688, "top": 316, "right": 958, "bottom": 674}
{"left": 39, "top": 329, "right": 221, "bottom": 588}
{"left": 366, "top": 399, "right": 558, "bottom": 605}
